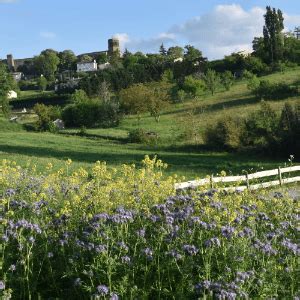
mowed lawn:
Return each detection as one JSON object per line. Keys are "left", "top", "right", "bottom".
{"left": 1, "top": 68, "right": 299, "bottom": 179}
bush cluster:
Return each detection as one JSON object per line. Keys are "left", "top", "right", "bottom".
{"left": 128, "top": 128, "right": 159, "bottom": 144}
{"left": 250, "top": 80, "right": 298, "bottom": 100}
{"left": 62, "top": 100, "right": 121, "bottom": 128}
{"left": 204, "top": 102, "right": 300, "bottom": 155}
{"left": 33, "top": 103, "right": 61, "bottom": 131}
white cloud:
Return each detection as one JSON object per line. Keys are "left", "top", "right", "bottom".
{"left": 117, "top": 4, "right": 300, "bottom": 60}
{"left": 169, "top": 4, "right": 265, "bottom": 59}
{"left": 113, "top": 32, "right": 176, "bottom": 53}
{"left": 112, "top": 33, "right": 130, "bottom": 51}
{"left": 40, "top": 31, "right": 56, "bottom": 39}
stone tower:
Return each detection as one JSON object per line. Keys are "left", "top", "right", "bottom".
{"left": 7, "top": 54, "right": 15, "bottom": 71}
{"left": 108, "top": 38, "right": 120, "bottom": 56}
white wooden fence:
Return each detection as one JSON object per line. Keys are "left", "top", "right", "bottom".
{"left": 175, "top": 165, "right": 300, "bottom": 191}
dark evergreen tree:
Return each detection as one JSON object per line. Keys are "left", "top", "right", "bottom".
{"left": 159, "top": 43, "right": 167, "bottom": 56}
{"left": 263, "top": 6, "right": 284, "bottom": 63}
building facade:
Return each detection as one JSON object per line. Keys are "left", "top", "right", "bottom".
{"left": 77, "top": 60, "right": 98, "bottom": 72}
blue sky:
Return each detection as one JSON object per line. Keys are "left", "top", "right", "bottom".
{"left": 0, "top": 0, "right": 299, "bottom": 60}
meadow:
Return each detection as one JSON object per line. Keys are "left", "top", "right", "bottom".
{"left": 1, "top": 67, "right": 300, "bottom": 179}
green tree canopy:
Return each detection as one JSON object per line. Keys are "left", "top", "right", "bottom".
{"left": 58, "top": 50, "right": 77, "bottom": 72}
{"left": 203, "top": 69, "right": 220, "bottom": 95}
{"left": 34, "top": 50, "right": 60, "bottom": 81}
{"left": 167, "top": 46, "right": 184, "bottom": 59}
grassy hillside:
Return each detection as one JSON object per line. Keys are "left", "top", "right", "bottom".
{"left": 1, "top": 68, "right": 299, "bottom": 179}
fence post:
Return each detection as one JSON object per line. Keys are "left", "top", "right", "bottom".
{"left": 210, "top": 175, "right": 214, "bottom": 189}
{"left": 246, "top": 173, "right": 250, "bottom": 190}
{"left": 278, "top": 167, "right": 282, "bottom": 186}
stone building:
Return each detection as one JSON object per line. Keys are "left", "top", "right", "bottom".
{"left": 77, "top": 60, "right": 98, "bottom": 72}
{"left": 108, "top": 38, "right": 120, "bottom": 56}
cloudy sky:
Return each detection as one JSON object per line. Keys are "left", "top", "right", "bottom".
{"left": 0, "top": 0, "right": 299, "bottom": 60}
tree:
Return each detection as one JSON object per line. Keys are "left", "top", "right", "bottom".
{"left": 34, "top": 50, "right": 60, "bottom": 81}
{"left": 182, "top": 75, "right": 205, "bottom": 98}
{"left": 159, "top": 43, "right": 167, "bottom": 56}
{"left": 33, "top": 103, "right": 61, "bottom": 131}
{"left": 119, "top": 82, "right": 170, "bottom": 123}
{"left": 37, "top": 76, "right": 48, "bottom": 92}
{"left": 184, "top": 45, "right": 203, "bottom": 62}
{"left": 97, "top": 53, "right": 108, "bottom": 64}
{"left": 263, "top": 6, "right": 284, "bottom": 63}
{"left": 203, "top": 69, "right": 219, "bottom": 95}
{"left": 58, "top": 50, "right": 77, "bottom": 72}
{"left": 145, "top": 81, "right": 170, "bottom": 122}
{"left": 221, "top": 71, "right": 234, "bottom": 91}
{"left": 71, "top": 89, "right": 89, "bottom": 104}
{"left": 119, "top": 84, "right": 148, "bottom": 122}
{"left": 161, "top": 69, "right": 174, "bottom": 84}
{"left": 167, "top": 46, "right": 184, "bottom": 59}
{"left": 0, "top": 63, "right": 15, "bottom": 117}
{"left": 79, "top": 55, "right": 93, "bottom": 63}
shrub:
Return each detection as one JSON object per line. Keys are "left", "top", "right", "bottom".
{"left": 252, "top": 80, "right": 298, "bottom": 100}
{"left": 177, "top": 89, "right": 187, "bottom": 102}
{"left": 62, "top": 100, "right": 121, "bottom": 128}
{"left": 128, "top": 128, "right": 159, "bottom": 144}
{"left": 181, "top": 75, "right": 205, "bottom": 97}
{"left": 221, "top": 71, "right": 234, "bottom": 91}
{"left": 241, "top": 102, "right": 279, "bottom": 153}
{"left": 33, "top": 103, "right": 61, "bottom": 131}
{"left": 204, "top": 116, "right": 244, "bottom": 150}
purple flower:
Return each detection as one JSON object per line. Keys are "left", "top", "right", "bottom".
{"left": 217, "top": 290, "right": 237, "bottom": 300}
{"left": 167, "top": 249, "right": 182, "bottom": 260}
{"left": 2, "top": 235, "right": 8, "bottom": 242}
{"left": 183, "top": 244, "right": 198, "bottom": 256}
{"left": 92, "top": 213, "right": 109, "bottom": 222}
{"left": 110, "top": 293, "right": 119, "bottom": 300}
{"left": 221, "top": 225, "right": 235, "bottom": 239}
{"left": 28, "top": 236, "right": 35, "bottom": 244}
{"left": 256, "top": 212, "right": 269, "bottom": 221}
{"left": 142, "top": 248, "right": 153, "bottom": 260}
{"left": 59, "top": 239, "right": 68, "bottom": 246}
{"left": 0, "top": 280, "right": 5, "bottom": 290}
{"left": 48, "top": 252, "right": 54, "bottom": 258}
{"left": 165, "top": 216, "right": 174, "bottom": 224}
{"left": 5, "top": 188, "right": 16, "bottom": 197}
{"left": 235, "top": 271, "right": 254, "bottom": 283}
{"left": 136, "top": 229, "right": 146, "bottom": 238}
{"left": 95, "top": 244, "right": 107, "bottom": 254}
{"left": 281, "top": 239, "right": 299, "bottom": 255}
{"left": 238, "top": 227, "right": 253, "bottom": 238}
{"left": 253, "top": 239, "right": 277, "bottom": 255}
{"left": 74, "top": 278, "right": 82, "bottom": 287}
{"left": 117, "top": 241, "right": 129, "bottom": 252}
{"left": 9, "top": 264, "right": 16, "bottom": 272}
{"left": 204, "top": 237, "right": 221, "bottom": 248}
{"left": 97, "top": 285, "right": 109, "bottom": 295}
{"left": 121, "top": 256, "right": 131, "bottom": 264}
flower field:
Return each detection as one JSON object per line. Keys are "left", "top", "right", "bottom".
{"left": 0, "top": 157, "right": 299, "bottom": 299}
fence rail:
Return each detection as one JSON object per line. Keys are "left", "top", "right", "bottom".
{"left": 175, "top": 165, "right": 300, "bottom": 191}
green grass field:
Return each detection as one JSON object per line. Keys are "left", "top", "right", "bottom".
{"left": 1, "top": 68, "right": 299, "bottom": 179}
